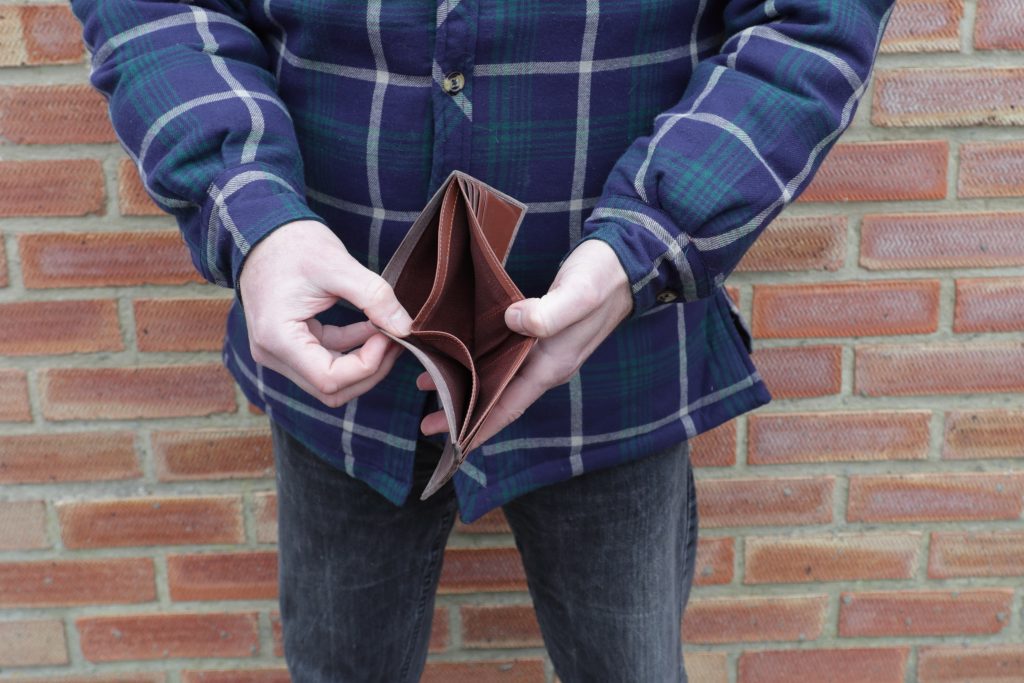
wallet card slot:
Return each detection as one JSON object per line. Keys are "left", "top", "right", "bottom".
{"left": 459, "top": 180, "right": 538, "bottom": 433}
{"left": 391, "top": 209, "right": 439, "bottom": 323}
{"left": 411, "top": 329, "right": 480, "bottom": 443}
{"left": 411, "top": 181, "right": 477, "bottom": 353}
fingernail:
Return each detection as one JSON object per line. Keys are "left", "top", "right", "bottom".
{"left": 389, "top": 309, "right": 412, "bottom": 336}
{"left": 507, "top": 307, "right": 522, "bottom": 331}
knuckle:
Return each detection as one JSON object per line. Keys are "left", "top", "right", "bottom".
{"left": 526, "top": 308, "right": 551, "bottom": 337}
{"left": 365, "top": 276, "right": 394, "bottom": 309}
{"left": 249, "top": 343, "right": 266, "bottom": 364}
{"left": 577, "top": 286, "right": 601, "bottom": 310}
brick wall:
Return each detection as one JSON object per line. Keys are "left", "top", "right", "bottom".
{"left": 0, "top": 1, "right": 1022, "bottom": 681}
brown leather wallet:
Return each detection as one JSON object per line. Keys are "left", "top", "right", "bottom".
{"left": 376, "top": 169, "right": 537, "bottom": 499}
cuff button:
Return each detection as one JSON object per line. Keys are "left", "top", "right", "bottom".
{"left": 656, "top": 290, "right": 678, "bottom": 303}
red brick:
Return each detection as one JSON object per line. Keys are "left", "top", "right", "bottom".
{"left": 880, "top": 0, "right": 962, "bottom": 53}
{"left": 697, "top": 477, "right": 833, "bottom": 528}
{"left": 0, "top": 85, "right": 114, "bottom": 144}
{"left": 727, "top": 284, "right": 740, "bottom": 306}
{"left": 0, "top": 558, "right": 155, "bottom": 607}
{"left": 929, "top": 530, "right": 1024, "bottom": 578}
{"left": 19, "top": 231, "right": 203, "bottom": 288}
{"left": 855, "top": 343, "right": 1024, "bottom": 396}
{"left": 152, "top": 428, "right": 274, "bottom": 481}
{"left": 873, "top": 68, "right": 1024, "bottom": 127}
{"left": 798, "top": 141, "right": 947, "bottom": 202}
{"left": 975, "top": 0, "right": 1024, "bottom": 50}
{"left": 461, "top": 605, "right": 543, "bottom": 649}
{"left": 135, "top": 297, "right": 232, "bottom": 352}
{"left": 0, "top": 619, "right": 67, "bottom": 667}
{"left": 0, "top": 232, "right": 7, "bottom": 287}
{"left": 0, "top": 159, "right": 104, "bottom": 217}
{"left": 252, "top": 492, "right": 277, "bottom": 544}
{"left": 181, "top": 671, "right": 288, "bottom": 683}
{"left": 748, "top": 411, "right": 930, "bottom": 464}
{"left": 167, "top": 551, "right": 277, "bottom": 601}
{"left": 118, "top": 158, "right": 165, "bottom": 217}
{"left": 0, "top": 431, "right": 140, "bottom": 484}
{"left": 41, "top": 364, "right": 236, "bottom": 420}
{"left": 959, "top": 141, "right": 1024, "bottom": 197}
{"left": 438, "top": 547, "right": 526, "bottom": 593}
{"left": 687, "top": 653, "right": 729, "bottom": 683}
{"left": 57, "top": 495, "right": 244, "bottom": 549}
{"left": 750, "top": 345, "right": 842, "bottom": 399}
{"left": 738, "top": 647, "right": 909, "bottom": 683}
{"left": 77, "top": 612, "right": 259, "bottom": 662}
{"left": 943, "top": 409, "right": 1024, "bottom": 460}
{"left": 0, "top": 299, "right": 122, "bottom": 355}
{"left": 745, "top": 532, "right": 921, "bottom": 584}
{"left": 0, "top": 500, "right": 48, "bottom": 550}
{"left": 696, "top": 536, "right": 734, "bottom": 585}
{"left": 839, "top": 589, "right": 1012, "bottom": 637}
{"left": 682, "top": 594, "right": 828, "bottom": 644}
{"left": 421, "top": 660, "right": 546, "bottom": 683}
{"left": 848, "top": 472, "right": 1024, "bottom": 522}
{"left": 455, "top": 508, "right": 510, "bottom": 534}
{"left": 429, "top": 607, "right": 449, "bottom": 653}
{"left": 19, "top": 5, "right": 86, "bottom": 64}
{"left": 269, "top": 612, "right": 283, "bottom": 657}
{"left": 0, "top": 368, "right": 31, "bottom": 422}
{"left": 0, "top": 676, "right": 165, "bottom": 683}
{"left": 954, "top": 277, "right": 1024, "bottom": 332}
{"left": 751, "top": 280, "right": 939, "bottom": 338}
{"left": 690, "top": 421, "right": 736, "bottom": 467}
{"left": 918, "top": 645, "right": 1024, "bottom": 682}
{"left": 735, "top": 215, "right": 846, "bottom": 272}
{"left": 861, "top": 212, "right": 1024, "bottom": 269}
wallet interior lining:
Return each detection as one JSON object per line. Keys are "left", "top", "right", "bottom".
{"left": 388, "top": 173, "right": 536, "bottom": 450}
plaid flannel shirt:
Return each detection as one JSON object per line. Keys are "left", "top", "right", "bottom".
{"left": 72, "top": 0, "right": 894, "bottom": 523}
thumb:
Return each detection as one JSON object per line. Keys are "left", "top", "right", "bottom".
{"left": 506, "top": 280, "right": 593, "bottom": 338}
{"left": 326, "top": 260, "right": 414, "bottom": 337}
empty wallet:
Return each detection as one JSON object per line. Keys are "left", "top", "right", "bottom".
{"left": 375, "top": 169, "right": 537, "bottom": 499}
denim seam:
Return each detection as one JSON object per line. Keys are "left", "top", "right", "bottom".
{"left": 397, "top": 499, "right": 455, "bottom": 681}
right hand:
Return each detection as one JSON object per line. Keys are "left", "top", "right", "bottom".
{"left": 238, "top": 219, "right": 413, "bottom": 408}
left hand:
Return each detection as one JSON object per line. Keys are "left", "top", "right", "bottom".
{"left": 415, "top": 238, "right": 634, "bottom": 450}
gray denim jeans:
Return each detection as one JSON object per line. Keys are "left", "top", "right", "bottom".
{"left": 270, "top": 417, "right": 698, "bottom": 682}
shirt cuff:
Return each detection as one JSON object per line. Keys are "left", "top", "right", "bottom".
{"left": 202, "top": 161, "right": 327, "bottom": 308}
{"left": 567, "top": 195, "right": 714, "bottom": 319}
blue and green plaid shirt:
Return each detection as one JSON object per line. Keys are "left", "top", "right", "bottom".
{"left": 72, "top": 0, "right": 894, "bottom": 522}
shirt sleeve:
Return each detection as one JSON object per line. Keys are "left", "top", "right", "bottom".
{"left": 569, "top": 0, "right": 896, "bottom": 318}
{"left": 69, "top": 0, "right": 327, "bottom": 305}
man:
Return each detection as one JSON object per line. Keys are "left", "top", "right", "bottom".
{"left": 71, "top": 0, "right": 894, "bottom": 680}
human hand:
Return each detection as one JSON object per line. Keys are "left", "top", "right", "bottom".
{"left": 415, "top": 238, "right": 634, "bottom": 450}
{"left": 238, "top": 219, "right": 413, "bottom": 408}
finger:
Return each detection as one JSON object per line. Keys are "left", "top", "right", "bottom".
{"left": 420, "top": 409, "right": 447, "bottom": 436}
{"left": 313, "top": 341, "right": 405, "bottom": 407}
{"left": 325, "top": 262, "right": 414, "bottom": 337}
{"left": 262, "top": 321, "right": 393, "bottom": 395}
{"left": 415, "top": 371, "right": 436, "bottom": 391}
{"left": 316, "top": 320, "right": 379, "bottom": 351}
{"left": 506, "top": 281, "right": 596, "bottom": 338}
{"left": 466, "top": 358, "right": 551, "bottom": 451}
{"left": 259, "top": 336, "right": 401, "bottom": 408}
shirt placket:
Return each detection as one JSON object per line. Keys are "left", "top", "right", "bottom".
{"left": 429, "top": 0, "right": 478, "bottom": 196}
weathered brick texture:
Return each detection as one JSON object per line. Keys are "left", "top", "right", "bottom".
{"left": 2, "top": 3, "right": 1022, "bottom": 681}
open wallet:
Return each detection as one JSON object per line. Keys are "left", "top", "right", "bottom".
{"left": 375, "top": 169, "right": 537, "bottom": 499}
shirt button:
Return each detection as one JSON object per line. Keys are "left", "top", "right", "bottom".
{"left": 442, "top": 71, "right": 465, "bottom": 95}
{"left": 656, "top": 290, "right": 678, "bottom": 303}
